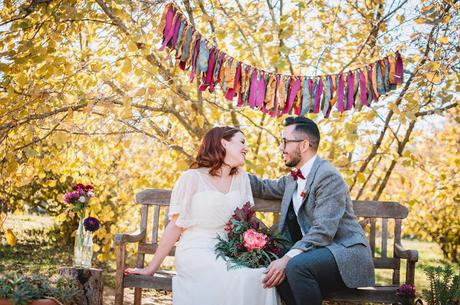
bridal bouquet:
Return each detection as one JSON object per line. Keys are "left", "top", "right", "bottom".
{"left": 215, "top": 202, "right": 289, "bottom": 269}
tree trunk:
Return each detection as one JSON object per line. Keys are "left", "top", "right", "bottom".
{"left": 58, "top": 267, "right": 103, "bottom": 305}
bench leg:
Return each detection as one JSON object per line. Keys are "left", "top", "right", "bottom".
{"left": 115, "top": 244, "right": 126, "bottom": 305}
{"left": 114, "top": 285, "right": 124, "bottom": 305}
{"left": 134, "top": 287, "right": 142, "bottom": 305}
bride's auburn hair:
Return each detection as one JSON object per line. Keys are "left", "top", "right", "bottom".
{"left": 190, "top": 126, "right": 242, "bottom": 176}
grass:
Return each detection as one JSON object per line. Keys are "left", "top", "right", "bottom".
{"left": 0, "top": 214, "right": 72, "bottom": 275}
{"left": 1, "top": 213, "right": 458, "bottom": 304}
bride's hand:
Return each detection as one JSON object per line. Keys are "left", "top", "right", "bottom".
{"left": 124, "top": 267, "right": 154, "bottom": 276}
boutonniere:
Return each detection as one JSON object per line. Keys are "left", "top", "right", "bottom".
{"left": 300, "top": 191, "right": 307, "bottom": 198}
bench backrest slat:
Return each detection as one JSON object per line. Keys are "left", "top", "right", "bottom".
{"left": 381, "top": 218, "right": 388, "bottom": 258}
{"left": 136, "top": 205, "right": 149, "bottom": 268}
{"left": 370, "top": 218, "right": 376, "bottom": 257}
{"left": 151, "top": 205, "right": 160, "bottom": 244}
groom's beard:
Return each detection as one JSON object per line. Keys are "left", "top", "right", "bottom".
{"left": 285, "top": 148, "right": 302, "bottom": 168}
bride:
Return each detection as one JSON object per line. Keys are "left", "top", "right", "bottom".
{"left": 125, "top": 126, "right": 280, "bottom": 305}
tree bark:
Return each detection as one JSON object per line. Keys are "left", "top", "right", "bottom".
{"left": 58, "top": 267, "right": 103, "bottom": 305}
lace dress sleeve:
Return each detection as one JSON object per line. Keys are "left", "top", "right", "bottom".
{"left": 240, "top": 169, "right": 255, "bottom": 207}
{"left": 168, "top": 170, "right": 198, "bottom": 229}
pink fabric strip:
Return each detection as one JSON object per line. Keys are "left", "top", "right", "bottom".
{"left": 346, "top": 71, "right": 355, "bottom": 110}
{"left": 248, "top": 69, "right": 259, "bottom": 109}
{"left": 313, "top": 77, "right": 323, "bottom": 113}
{"left": 207, "top": 47, "right": 218, "bottom": 92}
{"left": 169, "top": 16, "right": 182, "bottom": 49}
{"left": 368, "top": 64, "right": 377, "bottom": 101}
{"left": 225, "top": 61, "right": 241, "bottom": 101}
{"left": 159, "top": 7, "right": 175, "bottom": 51}
{"left": 255, "top": 72, "right": 266, "bottom": 109}
{"left": 325, "top": 75, "right": 333, "bottom": 118}
{"left": 395, "top": 51, "right": 403, "bottom": 84}
{"left": 359, "top": 69, "right": 368, "bottom": 106}
{"left": 337, "top": 74, "right": 344, "bottom": 112}
{"left": 199, "top": 47, "right": 216, "bottom": 92}
{"left": 283, "top": 77, "right": 301, "bottom": 114}
{"left": 271, "top": 75, "right": 280, "bottom": 118}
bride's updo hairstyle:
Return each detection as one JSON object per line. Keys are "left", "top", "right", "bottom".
{"left": 190, "top": 126, "right": 242, "bottom": 176}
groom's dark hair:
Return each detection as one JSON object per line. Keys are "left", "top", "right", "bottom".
{"left": 284, "top": 116, "right": 320, "bottom": 150}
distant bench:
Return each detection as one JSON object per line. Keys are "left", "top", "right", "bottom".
{"left": 114, "top": 188, "right": 418, "bottom": 305}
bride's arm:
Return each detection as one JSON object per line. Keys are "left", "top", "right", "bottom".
{"left": 125, "top": 215, "right": 183, "bottom": 276}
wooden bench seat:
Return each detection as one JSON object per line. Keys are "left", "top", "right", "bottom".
{"left": 114, "top": 189, "right": 418, "bottom": 305}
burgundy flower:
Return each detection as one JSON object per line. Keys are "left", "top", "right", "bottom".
{"left": 73, "top": 183, "right": 86, "bottom": 191}
{"left": 397, "top": 284, "right": 416, "bottom": 298}
{"left": 250, "top": 219, "right": 259, "bottom": 230}
{"left": 64, "top": 191, "right": 80, "bottom": 204}
{"left": 83, "top": 216, "right": 100, "bottom": 232}
{"left": 73, "top": 183, "right": 94, "bottom": 192}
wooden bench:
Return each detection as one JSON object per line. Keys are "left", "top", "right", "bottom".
{"left": 114, "top": 188, "right": 418, "bottom": 305}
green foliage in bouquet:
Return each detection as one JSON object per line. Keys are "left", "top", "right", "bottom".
{"left": 421, "top": 264, "right": 460, "bottom": 305}
{"left": 215, "top": 202, "right": 290, "bottom": 269}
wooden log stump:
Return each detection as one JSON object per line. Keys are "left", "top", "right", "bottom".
{"left": 58, "top": 267, "right": 103, "bottom": 305}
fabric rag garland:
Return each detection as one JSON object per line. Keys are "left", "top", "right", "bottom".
{"left": 157, "top": 3, "right": 404, "bottom": 118}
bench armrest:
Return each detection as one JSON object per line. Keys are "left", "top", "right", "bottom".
{"left": 114, "top": 229, "right": 146, "bottom": 245}
{"left": 394, "top": 243, "right": 418, "bottom": 261}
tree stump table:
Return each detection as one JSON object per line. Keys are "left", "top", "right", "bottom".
{"left": 58, "top": 267, "right": 103, "bottom": 305}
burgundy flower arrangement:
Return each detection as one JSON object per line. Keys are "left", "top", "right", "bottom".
{"left": 215, "top": 202, "right": 289, "bottom": 269}
{"left": 397, "top": 283, "right": 417, "bottom": 305}
{"left": 64, "top": 183, "right": 95, "bottom": 218}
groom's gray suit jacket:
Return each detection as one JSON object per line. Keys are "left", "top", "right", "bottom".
{"left": 249, "top": 156, "right": 375, "bottom": 288}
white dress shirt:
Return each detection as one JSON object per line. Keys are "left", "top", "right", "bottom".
{"left": 285, "top": 154, "right": 317, "bottom": 258}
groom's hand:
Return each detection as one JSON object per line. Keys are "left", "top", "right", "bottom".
{"left": 263, "top": 255, "right": 291, "bottom": 288}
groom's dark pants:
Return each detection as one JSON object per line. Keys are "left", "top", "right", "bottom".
{"left": 277, "top": 201, "right": 346, "bottom": 305}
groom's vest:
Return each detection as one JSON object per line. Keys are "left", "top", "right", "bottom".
{"left": 286, "top": 199, "right": 303, "bottom": 242}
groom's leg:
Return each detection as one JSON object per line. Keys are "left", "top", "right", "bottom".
{"left": 276, "top": 279, "right": 297, "bottom": 305}
{"left": 284, "top": 247, "right": 344, "bottom": 305}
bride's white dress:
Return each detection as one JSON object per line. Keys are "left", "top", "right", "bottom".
{"left": 168, "top": 167, "right": 280, "bottom": 305}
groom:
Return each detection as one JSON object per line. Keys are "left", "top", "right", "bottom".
{"left": 249, "top": 116, "right": 375, "bottom": 305}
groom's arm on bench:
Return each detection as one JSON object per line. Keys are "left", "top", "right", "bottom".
{"left": 248, "top": 173, "right": 288, "bottom": 200}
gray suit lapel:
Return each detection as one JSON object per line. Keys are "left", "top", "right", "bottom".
{"left": 299, "top": 156, "right": 323, "bottom": 206}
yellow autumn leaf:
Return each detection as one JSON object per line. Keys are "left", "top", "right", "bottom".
{"left": 93, "top": 244, "right": 101, "bottom": 252}
{"left": 15, "top": 73, "right": 28, "bottom": 87}
{"left": 121, "top": 59, "right": 132, "bottom": 73}
{"left": 439, "top": 36, "right": 448, "bottom": 44}
{"left": 135, "top": 88, "right": 146, "bottom": 96}
{"left": 127, "top": 40, "right": 138, "bottom": 52}
{"left": 6, "top": 229, "right": 17, "bottom": 246}
{"left": 396, "top": 15, "right": 405, "bottom": 23}
{"left": 197, "top": 115, "right": 205, "bottom": 128}
{"left": 425, "top": 72, "right": 441, "bottom": 84}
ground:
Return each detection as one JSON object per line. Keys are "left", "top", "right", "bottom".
{"left": 0, "top": 213, "right": 454, "bottom": 304}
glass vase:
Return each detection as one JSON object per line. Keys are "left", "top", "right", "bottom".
{"left": 73, "top": 217, "right": 84, "bottom": 267}
{"left": 81, "top": 231, "right": 93, "bottom": 268}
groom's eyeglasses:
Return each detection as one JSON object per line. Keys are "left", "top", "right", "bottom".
{"left": 281, "top": 138, "right": 312, "bottom": 150}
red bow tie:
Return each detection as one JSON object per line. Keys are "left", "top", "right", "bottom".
{"left": 290, "top": 168, "right": 305, "bottom": 180}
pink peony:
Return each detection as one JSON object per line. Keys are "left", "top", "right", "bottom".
{"left": 243, "top": 229, "right": 268, "bottom": 251}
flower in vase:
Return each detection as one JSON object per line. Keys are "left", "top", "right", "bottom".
{"left": 64, "top": 191, "right": 81, "bottom": 204}
{"left": 83, "top": 217, "right": 100, "bottom": 232}
{"left": 74, "top": 183, "right": 94, "bottom": 192}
